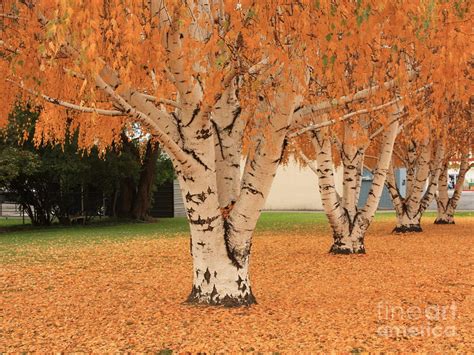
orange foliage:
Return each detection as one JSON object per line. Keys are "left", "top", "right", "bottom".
{"left": 0, "top": 1, "right": 471, "bottom": 154}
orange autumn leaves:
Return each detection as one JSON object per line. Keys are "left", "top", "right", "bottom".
{"left": 0, "top": 0, "right": 472, "bottom": 153}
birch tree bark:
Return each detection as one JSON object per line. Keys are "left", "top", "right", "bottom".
{"left": 387, "top": 139, "right": 445, "bottom": 233}
{"left": 435, "top": 156, "right": 471, "bottom": 224}
{"left": 307, "top": 106, "right": 401, "bottom": 254}
{"left": 181, "top": 86, "right": 301, "bottom": 305}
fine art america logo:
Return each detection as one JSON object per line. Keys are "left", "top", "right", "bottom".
{"left": 376, "top": 301, "right": 457, "bottom": 338}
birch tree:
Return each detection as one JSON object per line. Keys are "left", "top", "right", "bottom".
{"left": 435, "top": 155, "right": 472, "bottom": 224}
{"left": 387, "top": 132, "right": 445, "bottom": 232}
{"left": 0, "top": 0, "right": 310, "bottom": 306}
{"left": 285, "top": 1, "right": 429, "bottom": 253}
{"left": 435, "top": 100, "right": 473, "bottom": 224}
{"left": 385, "top": 1, "right": 472, "bottom": 233}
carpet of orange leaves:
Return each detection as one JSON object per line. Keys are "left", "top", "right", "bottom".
{"left": 1, "top": 218, "right": 473, "bottom": 352}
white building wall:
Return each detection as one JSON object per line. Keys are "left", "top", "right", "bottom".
{"left": 264, "top": 158, "right": 343, "bottom": 210}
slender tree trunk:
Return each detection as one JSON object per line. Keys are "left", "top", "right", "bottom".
{"left": 434, "top": 163, "right": 453, "bottom": 224}
{"left": 435, "top": 156, "right": 471, "bottom": 224}
{"left": 315, "top": 108, "right": 400, "bottom": 253}
{"left": 131, "top": 141, "right": 160, "bottom": 220}
{"left": 312, "top": 136, "right": 367, "bottom": 254}
{"left": 116, "top": 177, "right": 135, "bottom": 218}
{"left": 390, "top": 140, "right": 444, "bottom": 233}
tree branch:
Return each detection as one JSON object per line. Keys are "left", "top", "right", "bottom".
{"left": 293, "top": 79, "right": 431, "bottom": 122}
{"left": 0, "top": 13, "right": 23, "bottom": 20}
{"left": 289, "top": 84, "right": 431, "bottom": 139}
{"left": 95, "top": 74, "right": 196, "bottom": 172}
{"left": 7, "top": 79, "right": 125, "bottom": 116}
{"left": 141, "top": 93, "right": 181, "bottom": 109}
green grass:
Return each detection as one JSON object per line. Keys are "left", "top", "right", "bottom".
{"left": 0, "top": 217, "right": 189, "bottom": 246}
{"left": 0, "top": 211, "right": 472, "bottom": 249}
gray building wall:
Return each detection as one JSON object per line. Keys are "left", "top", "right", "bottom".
{"left": 358, "top": 168, "right": 406, "bottom": 209}
{"left": 173, "top": 180, "right": 186, "bottom": 217}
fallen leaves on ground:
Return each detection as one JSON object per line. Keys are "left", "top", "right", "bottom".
{"left": 0, "top": 217, "right": 473, "bottom": 352}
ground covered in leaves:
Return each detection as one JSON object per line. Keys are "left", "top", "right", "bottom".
{"left": 0, "top": 214, "right": 473, "bottom": 352}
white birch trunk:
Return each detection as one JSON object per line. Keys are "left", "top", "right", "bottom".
{"left": 313, "top": 133, "right": 361, "bottom": 253}
{"left": 341, "top": 125, "right": 364, "bottom": 221}
{"left": 391, "top": 141, "right": 445, "bottom": 233}
{"left": 435, "top": 156, "right": 471, "bottom": 224}
{"left": 179, "top": 170, "right": 256, "bottom": 306}
{"left": 211, "top": 84, "right": 244, "bottom": 209}
{"left": 312, "top": 106, "right": 400, "bottom": 254}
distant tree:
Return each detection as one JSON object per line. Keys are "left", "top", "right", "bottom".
{"left": 113, "top": 135, "right": 174, "bottom": 220}
{"left": 0, "top": 106, "right": 173, "bottom": 224}
{"left": 434, "top": 100, "right": 473, "bottom": 225}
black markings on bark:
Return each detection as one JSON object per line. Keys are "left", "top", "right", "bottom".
{"left": 188, "top": 214, "right": 220, "bottom": 230}
{"left": 224, "top": 107, "right": 242, "bottom": 132}
{"left": 236, "top": 275, "right": 243, "bottom": 288}
{"left": 203, "top": 225, "right": 214, "bottom": 232}
{"left": 196, "top": 128, "right": 212, "bottom": 140}
{"left": 185, "top": 188, "right": 214, "bottom": 205}
{"left": 204, "top": 268, "right": 211, "bottom": 284}
{"left": 214, "top": 93, "right": 222, "bottom": 104}
{"left": 187, "top": 290, "right": 256, "bottom": 307}
{"left": 210, "top": 285, "right": 218, "bottom": 300}
{"left": 349, "top": 210, "right": 360, "bottom": 233}
{"left": 293, "top": 105, "right": 303, "bottom": 113}
{"left": 223, "top": 218, "right": 244, "bottom": 269}
{"left": 274, "top": 138, "right": 289, "bottom": 164}
{"left": 276, "top": 124, "right": 290, "bottom": 133}
{"left": 211, "top": 120, "right": 225, "bottom": 159}
{"left": 171, "top": 112, "right": 186, "bottom": 144}
{"left": 242, "top": 184, "right": 264, "bottom": 198}
{"left": 329, "top": 243, "right": 366, "bottom": 254}
{"left": 434, "top": 218, "right": 455, "bottom": 225}
{"left": 183, "top": 105, "right": 201, "bottom": 127}
{"left": 186, "top": 285, "right": 202, "bottom": 303}
{"left": 183, "top": 148, "right": 210, "bottom": 171}
{"left": 186, "top": 282, "right": 257, "bottom": 307}
{"left": 182, "top": 175, "right": 195, "bottom": 182}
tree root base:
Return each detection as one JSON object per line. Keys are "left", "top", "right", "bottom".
{"left": 186, "top": 288, "right": 257, "bottom": 307}
{"left": 434, "top": 219, "right": 455, "bottom": 225}
{"left": 329, "top": 245, "right": 366, "bottom": 255}
{"left": 392, "top": 225, "right": 423, "bottom": 233}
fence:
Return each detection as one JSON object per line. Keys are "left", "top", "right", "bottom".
{"left": 0, "top": 197, "right": 28, "bottom": 225}
{"left": 0, "top": 201, "right": 25, "bottom": 218}
{"left": 0, "top": 191, "right": 106, "bottom": 224}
